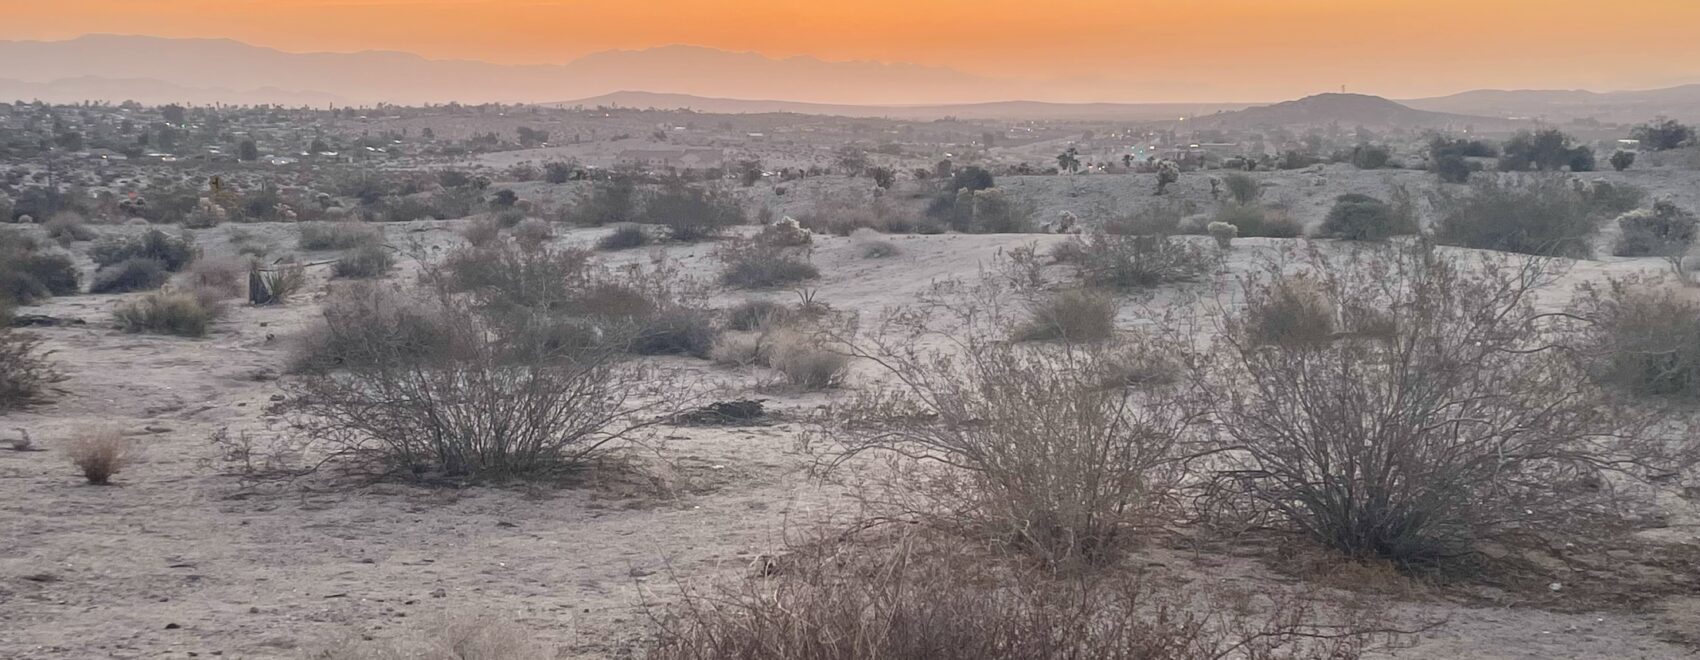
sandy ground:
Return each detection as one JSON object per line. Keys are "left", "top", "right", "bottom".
{"left": 2, "top": 213, "right": 1699, "bottom": 658}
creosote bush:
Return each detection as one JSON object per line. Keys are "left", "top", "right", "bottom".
{"left": 1613, "top": 200, "right": 1696, "bottom": 258}
{"left": 1317, "top": 194, "right": 1417, "bottom": 242}
{"left": 817, "top": 286, "right": 1201, "bottom": 566}
{"left": 642, "top": 182, "right": 746, "bottom": 241}
{"left": 1199, "top": 241, "right": 1689, "bottom": 568}
{"left": 1572, "top": 278, "right": 1700, "bottom": 399}
{"left": 1056, "top": 233, "right": 1215, "bottom": 290}
{"left": 1432, "top": 176, "right": 1603, "bottom": 258}
{"left": 333, "top": 244, "right": 395, "bottom": 279}
{"left": 0, "top": 230, "right": 80, "bottom": 304}
{"left": 64, "top": 430, "right": 136, "bottom": 485}
{"left": 1242, "top": 274, "right": 1336, "bottom": 347}
{"left": 90, "top": 229, "right": 197, "bottom": 271}
{"left": 717, "top": 236, "right": 819, "bottom": 289}
{"left": 91, "top": 257, "right": 170, "bottom": 294}
{"left": 597, "top": 224, "right": 651, "bottom": 251}
{"left": 299, "top": 221, "right": 383, "bottom": 251}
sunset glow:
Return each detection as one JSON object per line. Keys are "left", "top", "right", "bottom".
{"left": 5, "top": 0, "right": 1700, "bottom": 101}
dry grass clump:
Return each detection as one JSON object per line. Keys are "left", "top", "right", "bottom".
{"left": 63, "top": 430, "right": 136, "bottom": 485}
{"left": 859, "top": 238, "right": 899, "bottom": 259}
{"left": 511, "top": 217, "right": 554, "bottom": 248}
{"left": 460, "top": 217, "right": 502, "bottom": 247}
{"left": 717, "top": 236, "right": 819, "bottom": 289}
{"left": 333, "top": 244, "right": 395, "bottom": 279}
{"left": 596, "top": 224, "right": 651, "bottom": 251}
{"left": 298, "top": 221, "right": 383, "bottom": 251}
{"left": 1056, "top": 233, "right": 1215, "bottom": 290}
{"left": 114, "top": 290, "right": 224, "bottom": 337}
{"left": 1212, "top": 203, "right": 1303, "bottom": 238}
{"left": 650, "top": 533, "right": 1395, "bottom": 660}
{"left": 724, "top": 299, "right": 794, "bottom": 332}
{"left": 768, "top": 333, "right": 849, "bottom": 390}
{"left": 1199, "top": 241, "right": 1692, "bottom": 568}
{"left": 0, "top": 329, "right": 61, "bottom": 412}
{"left": 1013, "top": 289, "right": 1117, "bottom": 342}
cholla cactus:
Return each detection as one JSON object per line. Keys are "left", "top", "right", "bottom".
{"left": 1207, "top": 221, "right": 1238, "bottom": 249}
{"left": 1155, "top": 160, "right": 1181, "bottom": 195}
{"left": 758, "top": 216, "right": 812, "bottom": 247}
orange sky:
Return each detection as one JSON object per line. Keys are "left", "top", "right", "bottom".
{"left": 6, "top": 0, "right": 1700, "bottom": 101}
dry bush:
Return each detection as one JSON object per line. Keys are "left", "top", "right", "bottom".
{"left": 298, "top": 221, "right": 382, "bottom": 251}
{"left": 793, "top": 192, "right": 918, "bottom": 235}
{"left": 651, "top": 532, "right": 1396, "bottom": 660}
{"left": 180, "top": 256, "right": 248, "bottom": 299}
{"left": 44, "top": 212, "right": 97, "bottom": 244}
{"left": 1198, "top": 241, "right": 1691, "bottom": 568}
{"left": 1014, "top": 288, "right": 1117, "bottom": 342}
{"left": 312, "top": 616, "right": 552, "bottom": 660}
{"left": 1317, "top": 194, "right": 1417, "bottom": 242}
{"left": 1058, "top": 233, "right": 1215, "bottom": 290}
{"left": 1213, "top": 204, "right": 1302, "bottom": 238}
{"left": 597, "top": 224, "right": 651, "bottom": 251}
{"left": 460, "top": 217, "right": 501, "bottom": 247}
{"left": 1221, "top": 173, "right": 1261, "bottom": 205}
{"left": 63, "top": 430, "right": 136, "bottom": 485}
{"left": 1104, "top": 202, "right": 1194, "bottom": 236}
{"left": 1242, "top": 274, "right": 1336, "bottom": 347}
{"left": 642, "top": 181, "right": 746, "bottom": 241}
{"left": 859, "top": 238, "right": 900, "bottom": 259}
{"left": 511, "top": 217, "right": 554, "bottom": 248}
{"left": 816, "top": 286, "right": 1202, "bottom": 566}
{"left": 90, "top": 229, "right": 197, "bottom": 271}
{"left": 440, "top": 241, "right": 596, "bottom": 311}
{"left": 292, "top": 283, "right": 465, "bottom": 372}
{"left": 278, "top": 289, "right": 679, "bottom": 480}
{"left": 1571, "top": 277, "right": 1700, "bottom": 399}
{"left": 1612, "top": 200, "right": 1696, "bottom": 258}
{"left": 1432, "top": 176, "right": 1603, "bottom": 258}
{"left": 114, "top": 290, "right": 223, "bottom": 337}
{"left": 0, "top": 329, "right": 61, "bottom": 412}
{"left": 90, "top": 257, "right": 170, "bottom": 294}
{"left": 724, "top": 299, "right": 794, "bottom": 332}
{"left": 333, "top": 244, "right": 395, "bottom": 279}
{"left": 0, "top": 229, "right": 80, "bottom": 304}
{"left": 717, "top": 236, "right": 819, "bottom": 289}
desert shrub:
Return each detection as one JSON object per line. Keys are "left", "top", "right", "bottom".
{"left": 1242, "top": 274, "right": 1336, "bottom": 346}
{"left": 1432, "top": 176, "right": 1603, "bottom": 258}
{"left": 597, "top": 224, "right": 651, "bottom": 251}
{"left": 1350, "top": 145, "right": 1392, "bottom": 169}
{"left": 460, "top": 217, "right": 501, "bottom": 247}
{"left": 1200, "top": 241, "right": 1686, "bottom": 567}
{"left": 1207, "top": 221, "right": 1237, "bottom": 249}
{"left": 44, "top": 212, "right": 96, "bottom": 244}
{"left": 1610, "top": 150, "right": 1637, "bottom": 172}
{"left": 953, "top": 188, "right": 1033, "bottom": 234}
{"left": 561, "top": 177, "right": 637, "bottom": 226}
{"left": 63, "top": 431, "right": 135, "bottom": 485}
{"left": 1060, "top": 233, "right": 1214, "bottom": 290}
{"left": 492, "top": 209, "right": 528, "bottom": 228}
{"left": 0, "top": 329, "right": 60, "bottom": 412}
{"left": 512, "top": 218, "right": 554, "bottom": 248}
{"left": 90, "top": 258, "right": 170, "bottom": 293}
{"left": 1318, "top": 194, "right": 1417, "bottom": 241}
{"left": 291, "top": 284, "right": 463, "bottom": 372}
{"left": 1631, "top": 119, "right": 1695, "bottom": 151}
{"left": 1221, "top": 173, "right": 1260, "bottom": 205}
{"left": 1214, "top": 204, "right": 1302, "bottom": 238}
{"left": 1013, "top": 289, "right": 1117, "bottom": 343}
{"left": 629, "top": 307, "right": 719, "bottom": 357}
{"left": 334, "top": 244, "right": 395, "bottom": 279}
{"left": 114, "top": 290, "right": 223, "bottom": 337}
{"left": 1582, "top": 180, "right": 1646, "bottom": 216}
{"left": 768, "top": 334, "right": 850, "bottom": 390}
{"left": 717, "top": 237, "right": 819, "bottom": 289}
{"left": 1103, "top": 202, "right": 1194, "bottom": 236}
{"left": 0, "top": 231, "right": 79, "bottom": 304}
{"left": 860, "top": 239, "right": 899, "bottom": 259}
{"left": 439, "top": 242, "right": 595, "bottom": 312}
{"left": 1432, "top": 154, "right": 1477, "bottom": 184}
{"left": 1613, "top": 200, "right": 1698, "bottom": 257}
{"left": 180, "top": 257, "right": 247, "bottom": 299}
{"left": 650, "top": 534, "right": 1392, "bottom": 660}
{"left": 277, "top": 292, "right": 676, "bottom": 480}
{"left": 725, "top": 299, "right": 794, "bottom": 332}
{"left": 821, "top": 311, "right": 1200, "bottom": 566}
{"left": 1572, "top": 279, "right": 1700, "bottom": 398}
{"left": 709, "top": 331, "right": 769, "bottom": 367}
{"left": 90, "top": 229, "right": 197, "bottom": 271}
{"left": 299, "top": 221, "right": 382, "bottom": 251}
{"left": 642, "top": 182, "right": 745, "bottom": 241}
{"left": 1500, "top": 129, "right": 1594, "bottom": 172}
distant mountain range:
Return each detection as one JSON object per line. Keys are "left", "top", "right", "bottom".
{"left": 1180, "top": 93, "right": 1526, "bottom": 131}
{"left": 0, "top": 35, "right": 1696, "bottom": 124}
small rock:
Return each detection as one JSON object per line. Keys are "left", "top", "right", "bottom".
{"left": 430, "top": 588, "right": 447, "bottom": 598}
{"left": 165, "top": 623, "right": 181, "bottom": 630}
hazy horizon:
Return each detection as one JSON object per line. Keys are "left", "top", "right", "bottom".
{"left": 8, "top": 0, "right": 1700, "bottom": 104}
